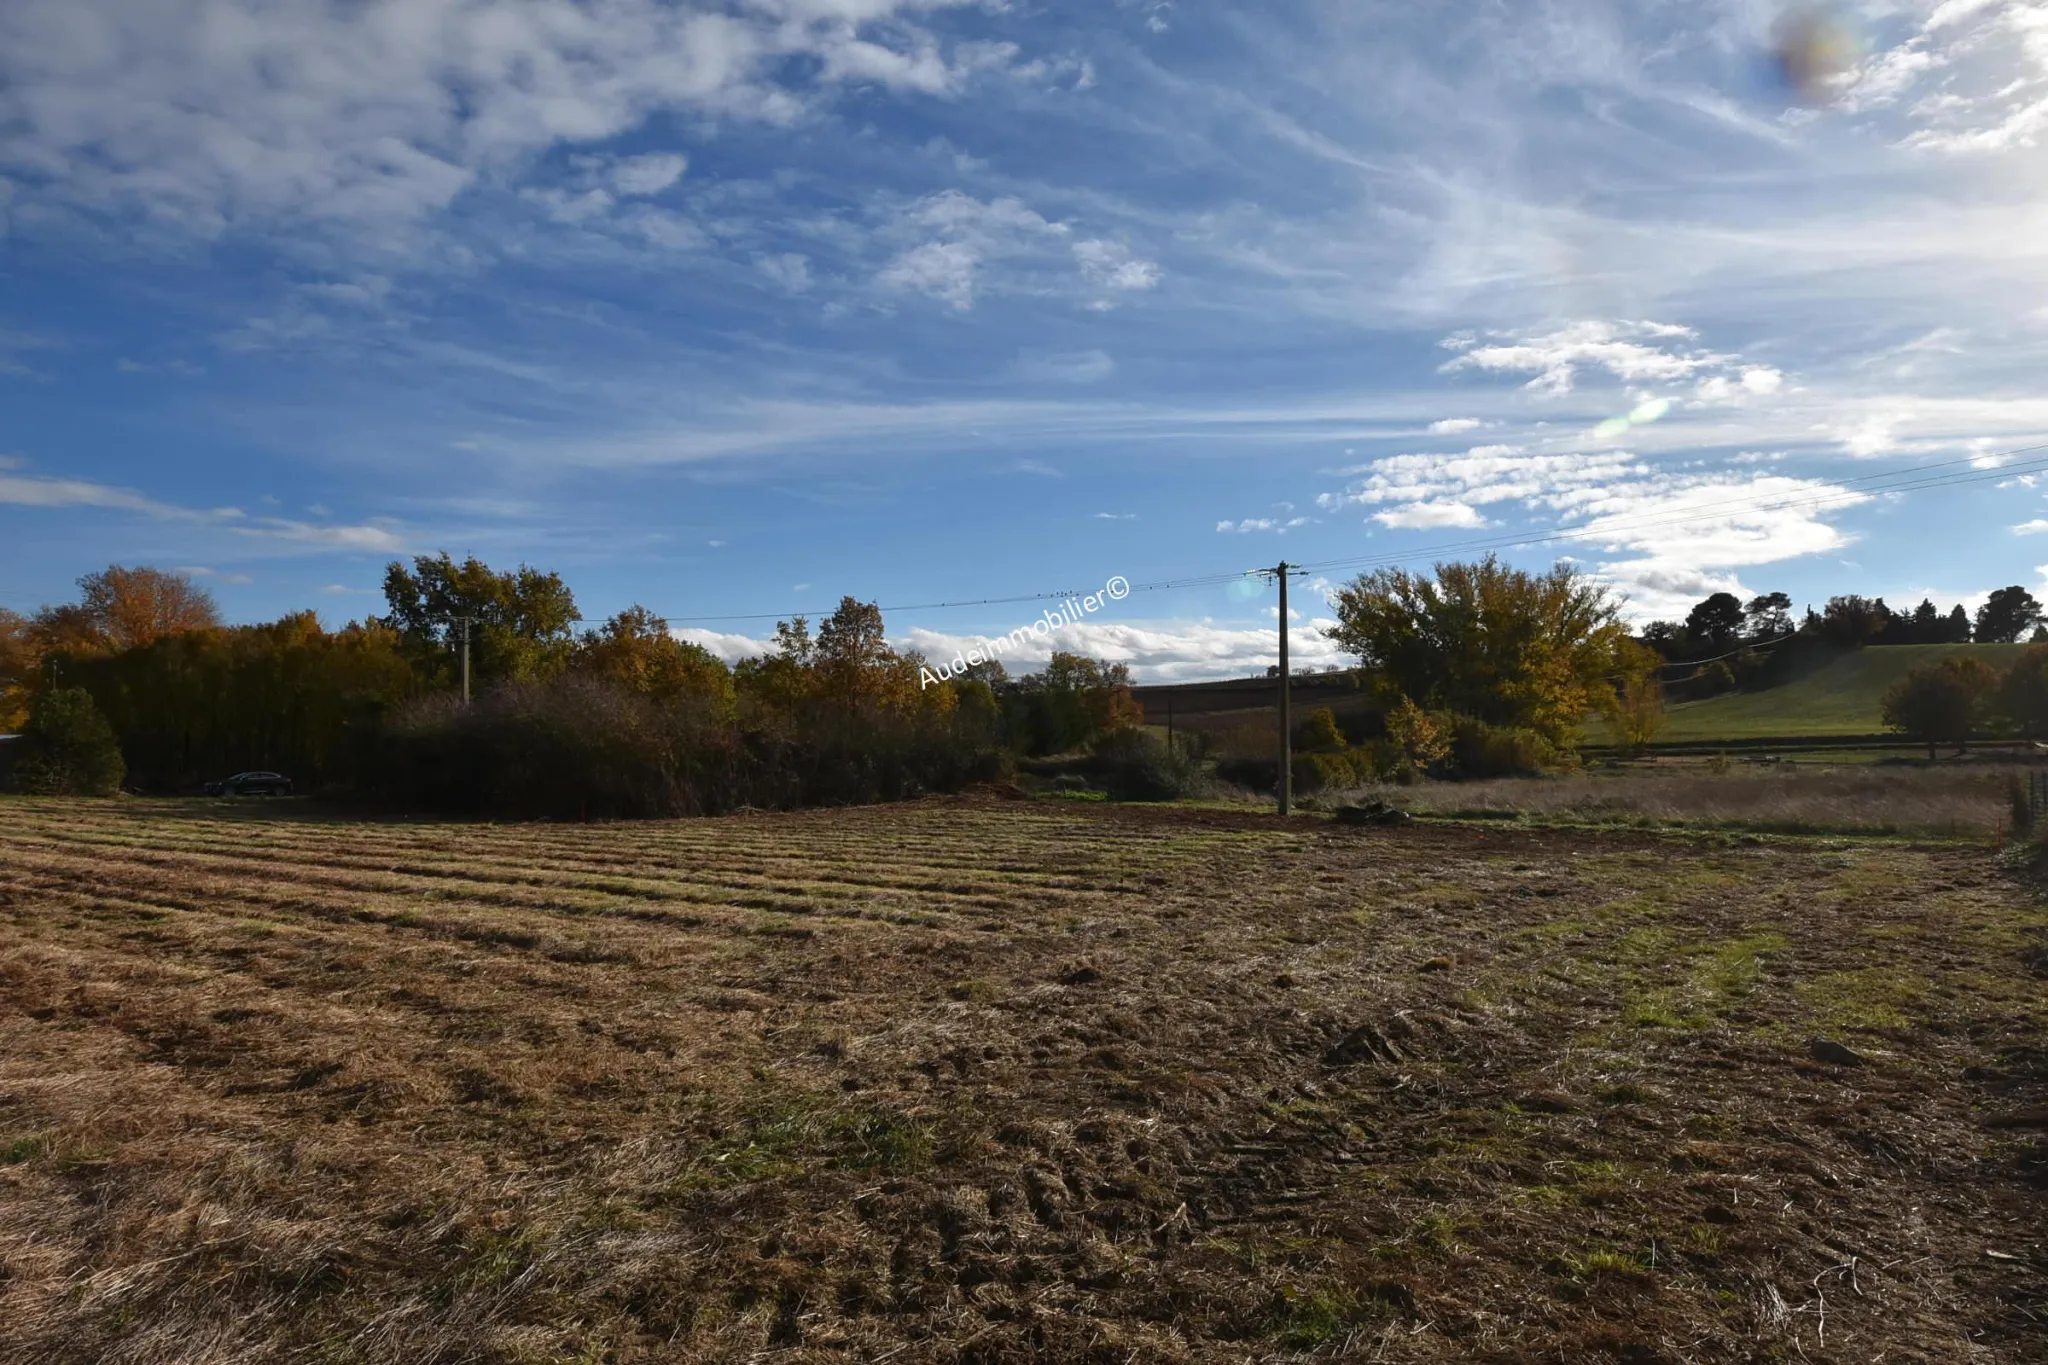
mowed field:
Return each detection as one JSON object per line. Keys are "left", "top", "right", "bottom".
{"left": 1, "top": 799, "right": 2044, "bottom": 1364}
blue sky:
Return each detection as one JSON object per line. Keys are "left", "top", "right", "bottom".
{"left": 6, "top": 0, "right": 2048, "bottom": 679}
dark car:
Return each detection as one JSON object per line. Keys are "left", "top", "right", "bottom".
{"left": 204, "top": 771, "right": 293, "bottom": 797}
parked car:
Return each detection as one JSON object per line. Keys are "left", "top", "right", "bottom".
{"left": 204, "top": 771, "right": 294, "bottom": 797}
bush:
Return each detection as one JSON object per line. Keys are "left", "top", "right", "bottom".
{"left": 14, "top": 687, "right": 126, "bottom": 796}
{"left": 375, "top": 673, "right": 1010, "bottom": 819}
{"left": 1442, "top": 714, "right": 1563, "bottom": 779}
{"left": 1215, "top": 754, "right": 1278, "bottom": 793}
{"left": 1086, "top": 728, "right": 1198, "bottom": 801}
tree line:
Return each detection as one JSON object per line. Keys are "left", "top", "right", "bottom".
{"left": 0, "top": 558, "right": 1153, "bottom": 812}
{"left": 7, "top": 555, "right": 2043, "bottom": 809}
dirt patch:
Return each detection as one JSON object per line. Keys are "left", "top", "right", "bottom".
{"left": 0, "top": 796, "right": 2041, "bottom": 1362}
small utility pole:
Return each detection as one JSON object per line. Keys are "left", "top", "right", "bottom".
{"left": 1277, "top": 561, "right": 1291, "bottom": 817}
{"left": 460, "top": 617, "right": 472, "bottom": 704}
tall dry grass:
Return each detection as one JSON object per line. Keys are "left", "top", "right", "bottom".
{"left": 1389, "top": 762, "right": 2021, "bottom": 838}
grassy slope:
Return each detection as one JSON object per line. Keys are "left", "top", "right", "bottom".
{"left": 1602, "top": 643, "right": 2029, "bottom": 743}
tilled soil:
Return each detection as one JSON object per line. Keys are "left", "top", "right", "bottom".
{"left": 0, "top": 796, "right": 2042, "bottom": 1363}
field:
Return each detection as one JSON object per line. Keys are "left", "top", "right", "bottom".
{"left": 1619, "top": 644, "right": 2029, "bottom": 744}
{"left": 1135, "top": 645, "right": 2030, "bottom": 750}
{"left": 1389, "top": 760, "right": 2025, "bottom": 839}
{"left": 2, "top": 797, "right": 2045, "bottom": 1364}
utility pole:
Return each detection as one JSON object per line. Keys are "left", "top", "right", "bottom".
{"left": 460, "top": 617, "right": 472, "bottom": 704}
{"left": 1277, "top": 561, "right": 1291, "bottom": 817}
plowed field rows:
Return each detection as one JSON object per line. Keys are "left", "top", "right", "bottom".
{"left": 0, "top": 797, "right": 2043, "bottom": 1363}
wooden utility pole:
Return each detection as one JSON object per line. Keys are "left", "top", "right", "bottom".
{"left": 1277, "top": 561, "right": 1291, "bottom": 817}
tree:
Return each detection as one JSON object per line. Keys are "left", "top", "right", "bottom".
{"left": 1943, "top": 603, "right": 1974, "bottom": 644}
{"left": 1998, "top": 644, "right": 2048, "bottom": 739}
{"left": 1297, "top": 707, "right": 1347, "bottom": 753}
{"left": 1975, "top": 586, "right": 2043, "bottom": 645}
{"left": 572, "top": 606, "right": 733, "bottom": 713}
{"left": 13, "top": 686, "right": 126, "bottom": 795}
{"left": 1744, "top": 592, "right": 1794, "bottom": 641}
{"left": 1881, "top": 656, "right": 1999, "bottom": 760}
{"left": 0, "top": 607, "right": 32, "bottom": 731}
{"left": 377, "top": 554, "right": 581, "bottom": 687}
{"left": 1324, "top": 555, "right": 1627, "bottom": 750}
{"left": 1384, "top": 696, "right": 1450, "bottom": 775}
{"left": 1640, "top": 620, "right": 1688, "bottom": 660}
{"left": 76, "top": 565, "right": 221, "bottom": 649}
{"left": 1684, "top": 592, "right": 1746, "bottom": 656}
{"left": 1604, "top": 640, "right": 1665, "bottom": 755}
{"left": 1818, "top": 595, "right": 1894, "bottom": 647}
{"left": 1908, "top": 598, "right": 1942, "bottom": 644}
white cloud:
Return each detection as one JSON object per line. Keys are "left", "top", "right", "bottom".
{"left": 1427, "top": 417, "right": 1484, "bottom": 434}
{"left": 1319, "top": 444, "right": 1646, "bottom": 513}
{"left": 0, "top": 0, "right": 1017, "bottom": 246}
{"left": 676, "top": 627, "right": 775, "bottom": 663}
{"left": 1216, "top": 516, "right": 1309, "bottom": 533}
{"left": 1373, "top": 500, "right": 1485, "bottom": 530}
{"left": 880, "top": 240, "right": 982, "bottom": 309}
{"left": 0, "top": 471, "right": 401, "bottom": 550}
{"left": 756, "top": 252, "right": 812, "bottom": 293}
{"left": 1443, "top": 320, "right": 1723, "bottom": 396}
{"left": 1830, "top": 408, "right": 1915, "bottom": 458}
{"left": 609, "top": 152, "right": 687, "bottom": 197}
{"left": 1073, "top": 239, "right": 1162, "bottom": 292}
{"left": 1093, "top": 511, "right": 1136, "bottom": 520}
{"left": 900, "top": 618, "right": 1345, "bottom": 684}
{"left": 2016, "top": 519, "right": 2048, "bottom": 534}
{"left": 878, "top": 189, "right": 1097, "bottom": 310}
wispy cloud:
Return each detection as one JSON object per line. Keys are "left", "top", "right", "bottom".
{"left": 0, "top": 472, "right": 402, "bottom": 552}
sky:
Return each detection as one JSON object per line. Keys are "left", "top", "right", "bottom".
{"left": 5, "top": 0, "right": 2048, "bottom": 680}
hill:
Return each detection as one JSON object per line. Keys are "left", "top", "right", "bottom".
{"left": 1622, "top": 643, "right": 2029, "bottom": 744}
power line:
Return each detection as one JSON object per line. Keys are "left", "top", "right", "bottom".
{"left": 654, "top": 438, "right": 2048, "bottom": 627}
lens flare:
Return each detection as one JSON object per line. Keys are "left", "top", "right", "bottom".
{"left": 1771, "top": 7, "right": 1863, "bottom": 106}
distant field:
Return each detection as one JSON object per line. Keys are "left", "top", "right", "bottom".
{"left": 2, "top": 797, "right": 2044, "bottom": 1362}
{"left": 1146, "top": 646, "right": 2033, "bottom": 751}
{"left": 1636, "top": 643, "right": 2028, "bottom": 742}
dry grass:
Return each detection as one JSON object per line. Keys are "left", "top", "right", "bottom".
{"left": 0, "top": 795, "right": 2043, "bottom": 1363}
{"left": 1388, "top": 760, "right": 2020, "bottom": 838}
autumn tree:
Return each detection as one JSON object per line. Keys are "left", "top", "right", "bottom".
{"left": 377, "top": 554, "right": 580, "bottom": 687}
{"left": 1605, "top": 639, "right": 1666, "bottom": 755}
{"left": 1881, "top": 656, "right": 1999, "bottom": 759}
{"left": 572, "top": 606, "right": 733, "bottom": 714}
{"left": 1975, "top": 586, "right": 2043, "bottom": 645}
{"left": 76, "top": 565, "right": 221, "bottom": 649}
{"left": 1323, "top": 555, "right": 1628, "bottom": 751}
{"left": 0, "top": 608, "right": 32, "bottom": 731}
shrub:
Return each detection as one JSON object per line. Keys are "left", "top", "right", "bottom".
{"left": 14, "top": 687, "right": 126, "bottom": 796}
{"left": 1296, "top": 707, "right": 1347, "bottom": 753}
{"left": 1442, "top": 714, "right": 1562, "bottom": 779}
{"left": 1215, "top": 755, "right": 1278, "bottom": 793}
{"left": 1086, "top": 727, "right": 1198, "bottom": 801}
